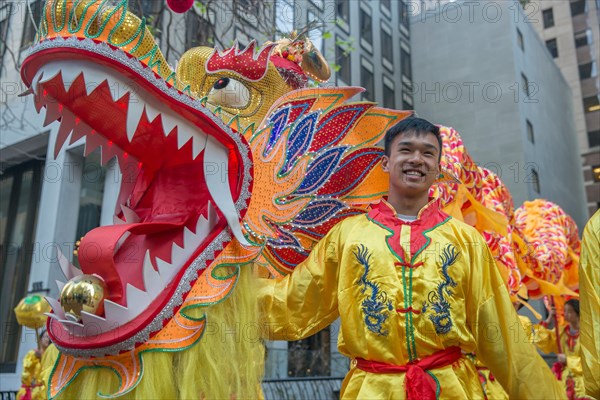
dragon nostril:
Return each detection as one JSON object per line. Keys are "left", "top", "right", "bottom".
{"left": 213, "top": 77, "right": 230, "bottom": 90}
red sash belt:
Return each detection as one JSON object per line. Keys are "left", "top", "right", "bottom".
{"left": 355, "top": 346, "right": 462, "bottom": 400}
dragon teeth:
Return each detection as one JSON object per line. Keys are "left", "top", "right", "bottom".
{"left": 103, "top": 299, "right": 132, "bottom": 325}
{"left": 204, "top": 136, "right": 249, "bottom": 246}
{"left": 155, "top": 257, "right": 173, "bottom": 282}
{"left": 35, "top": 60, "right": 209, "bottom": 165}
{"left": 125, "top": 283, "right": 151, "bottom": 309}
{"left": 161, "top": 113, "right": 178, "bottom": 136}
{"left": 45, "top": 297, "right": 66, "bottom": 319}
{"left": 56, "top": 247, "right": 83, "bottom": 280}
{"left": 142, "top": 250, "right": 164, "bottom": 294}
{"left": 145, "top": 103, "right": 161, "bottom": 121}
{"left": 37, "top": 62, "right": 62, "bottom": 86}
{"left": 120, "top": 205, "right": 140, "bottom": 223}
{"left": 50, "top": 209, "right": 216, "bottom": 336}
{"left": 55, "top": 280, "right": 66, "bottom": 293}
{"left": 43, "top": 101, "right": 61, "bottom": 127}
{"left": 54, "top": 109, "right": 76, "bottom": 157}
{"left": 80, "top": 311, "right": 113, "bottom": 331}
{"left": 125, "top": 92, "right": 144, "bottom": 141}
{"left": 207, "top": 201, "right": 218, "bottom": 229}
{"left": 59, "top": 63, "right": 85, "bottom": 93}
{"left": 29, "top": 59, "right": 250, "bottom": 336}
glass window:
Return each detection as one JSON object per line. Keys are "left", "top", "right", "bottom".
{"left": 308, "top": 10, "right": 323, "bottom": 55}
{"left": 309, "top": 0, "right": 324, "bottom": 10}
{"left": 360, "top": 9, "right": 372, "bottom": 45}
{"left": 73, "top": 151, "right": 106, "bottom": 267}
{"left": 360, "top": 62, "right": 374, "bottom": 101}
{"left": 0, "top": 175, "right": 13, "bottom": 245}
{"left": 287, "top": 328, "right": 330, "bottom": 377}
{"left": 401, "top": 48, "right": 412, "bottom": 80}
{"left": 0, "top": 161, "right": 44, "bottom": 373}
{"left": 583, "top": 95, "right": 600, "bottom": 113}
{"left": 20, "top": 0, "right": 43, "bottom": 49}
{"left": 276, "top": 0, "right": 295, "bottom": 36}
{"left": 383, "top": 81, "right": 395, "bottom": 109}
{"left": 542, "top": 8, "right": 554, "bottom": 28}
{"left": 545, "top": 38, "right": 558, "bottom": 58}
{"left": 402, "top": 82, "right": 413, "bottom": 100}
{"left": 336, "top": 41, "right": 351, "bottom": 85}
{"left": 531, "top": 169, "right": 540, "bottom": 193}
{"left": 588, "top": 131, "right": 600, "bottom": 148}
{"left": 0, "top": 3, "right": 11, "bottom": 75}
{"left": 381, "top": 0, "right": 391, "bottom": 12}
{"left": 336, "top": 0, "right": 349, "bottom": 22}
{"left": 517, "top": 28, "right": 524, "bottom": 51}
{"left": 399, "top": 0, "right": 409, "bottom": 28}
{"left": 574, "top": 29, "right": 593, "bottom": 48}
{"left": 579, "top": 61, "right": 597, "bottom": 80}
{"left": 521, "top": 73, "right": 530, "bottom": 97}
{"left": 526, "top": 120, "right": 535, "bottom": 143}
{"left": 570, "top": 0, "right": 587, "bottom": 16}
{"left": 381, "top": 28, "right": 393, "bottom": 66}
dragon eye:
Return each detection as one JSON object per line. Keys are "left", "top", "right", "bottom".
{"left": 207, "top": 77, "right": 251, "bottom": 109}
{"left": 213, "top": 77, "right": 229, "bottom": 89}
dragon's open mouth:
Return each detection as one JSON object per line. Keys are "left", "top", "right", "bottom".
{"left": 21, "top": 38, "right": 252, "bottom": 356}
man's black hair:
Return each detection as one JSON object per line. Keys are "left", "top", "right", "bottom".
{"left": 384, "top": 116, "right": 443, "bottom": 160}
{"left": 565, "top": 298, "right": 580, "bottom": 317}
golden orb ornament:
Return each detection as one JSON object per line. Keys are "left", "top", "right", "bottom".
{"left": 60, "top": 274, "right": 108, "bottom": 320}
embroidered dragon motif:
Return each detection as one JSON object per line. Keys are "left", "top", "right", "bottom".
{"left": 354, "top": 244, "right": 394, "bottom": 336}
{"left": 422, "top": 244, "right": 459, "bottom": 335}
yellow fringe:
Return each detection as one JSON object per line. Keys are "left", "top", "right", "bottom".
{"left": 52, "top": 266, "right": 265, "bottom": 399}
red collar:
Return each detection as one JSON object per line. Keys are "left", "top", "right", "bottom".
{"left": 367, "top": 198, "right": 451, "bottom": 263}
{"left": 369, "top": 198, "right": 447, "bottom": 228}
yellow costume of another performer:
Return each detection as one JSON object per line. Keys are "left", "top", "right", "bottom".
{"left": 258, "top": 197, "right": 563, "bottom": 399}
{"left": 536, "top": 302, "right": 588, "bottom": 399}
{"left": 16, "top": 350, "right": 45, "bottom": 400}
{"left": 579, "top": 210, "right": 600, "bottom": 399}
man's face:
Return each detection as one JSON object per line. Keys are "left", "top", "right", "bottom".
{"left": 381, "top": 131, "right": 440, "bottom": 197}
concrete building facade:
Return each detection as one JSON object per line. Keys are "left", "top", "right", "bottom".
{"left": 410, "top": 0, "right": 589, "bottom": 230}
{"left": 527, "top": 0, "right": 600, "bottom": 215}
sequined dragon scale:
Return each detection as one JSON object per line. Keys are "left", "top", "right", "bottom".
{"left": 19, "top": 0, "right": 580, "bottom": 397}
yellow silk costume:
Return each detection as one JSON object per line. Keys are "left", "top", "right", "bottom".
{"left": 473, "top": 315, "right": 537, "bottom": 400}
{"left": 536, "top": 323, "right": 588, "bottom": 398}
{"left": 580, "top": 210, "right": 600, "bottom": 399}
{"left": 258, "top": 199, "right": 563, "bottom": 399}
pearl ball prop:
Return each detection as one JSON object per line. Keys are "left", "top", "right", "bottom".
{"left": 60, "top": 275, "right": 108, "bottom": 321}
{"left": 166, "top": 0, "right": 194, "bottom": 13}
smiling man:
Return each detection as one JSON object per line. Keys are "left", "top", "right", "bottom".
{"left": 258, "top": 117, "right": 563, "bottom": 399}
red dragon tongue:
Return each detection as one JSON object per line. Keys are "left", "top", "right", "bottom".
{"left": 78, "top": 222, "right": 183, "bottom": 304}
